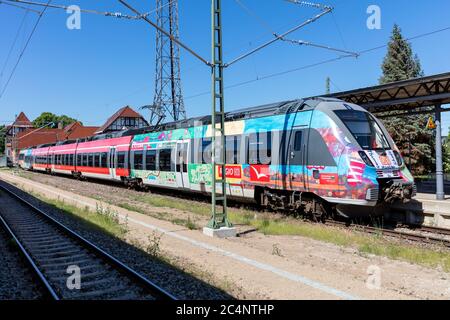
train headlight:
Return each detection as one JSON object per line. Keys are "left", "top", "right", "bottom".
{"left": 358, "top": 151, "right": 375, "bottom": 167}
{"left": 393, "top": 150, "right": 404, "bottom": 167}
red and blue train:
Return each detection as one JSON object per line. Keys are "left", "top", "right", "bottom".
{"left": 19, "top": 98, "right": 416, "bottom": 218}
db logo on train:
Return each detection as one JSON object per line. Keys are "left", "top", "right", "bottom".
{"left": 249, "top": 165, "right": 271, "bottom": 183}
{"left": 218, "top": 165, "right": 242, "bottom": 180}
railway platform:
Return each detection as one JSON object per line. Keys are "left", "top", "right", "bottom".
{"left": 391, "top": 193, "right": 450, "bottom": 229}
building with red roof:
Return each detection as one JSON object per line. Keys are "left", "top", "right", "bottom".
{"left": 3, "top": 106, "right": 148, "bottom": 164}
{"left": 95, "top": 106, "right": 149, "bottom": 134}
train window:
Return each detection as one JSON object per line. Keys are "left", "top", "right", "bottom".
{"left": 146, "top": 150, "right": 157, "bottom": 171}
{"left": 225, "top": 135, "right": 242, "bottom": 164}
{"left": 90, "top": 154, "right": 95, "bottom": 167}
{"left": 159, "top": 149, "right": 172, "bottom": 172}
{"left": 132, "top": 151, "right": 144, "bottom": 170}
{"left": 334, "top": 110, "right": 390, "bottom": 150}
{"left": 117, "top": 152, "right": 126, "bottom": 169}
{"left": 101, "top": 153, "right": 108, "bottom": 168}
{"left": 294, "top": 131, "right": 302, "bottom": 151}
{"left": 94, "top": 154, "right": 100, "bottom": 167}
{"left": 82, "top": 154, "right": 88, "bottom": 167}
{"left": 77, "top": 154, "right": 81, "bottom": 166}
{"left": 248, "top": 132, "right": 272, "bottom": 165}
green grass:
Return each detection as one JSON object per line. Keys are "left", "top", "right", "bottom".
{"left": 12, "top": 172, "right": 450, "bottom": 273}
{"left": 132, "top": 194, "right": 212, "bottom": 216}
{"left": 118, "top": 201, "right": 199, "bottom": 230}
{"left": 30, "top": 191, "right": 127, "bottom": 238}
{"left": 358, "top": 240, "right": 450, "bottom": 271}
{"left": 111, "top": 192, "right": 450, "bottom": 272}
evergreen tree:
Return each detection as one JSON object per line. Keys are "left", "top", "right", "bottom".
{"left": 379, "top": 24, "right": 433, "bottom": 175}
{"left": 379, "top": 25, "right": 423, "bottom": 84}
{"left": 444, "top": 129, "right": 450, "bottom": 174}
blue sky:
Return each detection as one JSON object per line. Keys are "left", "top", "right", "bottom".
{"left": 1, "top": 0, "right": 450, "bottom": 133}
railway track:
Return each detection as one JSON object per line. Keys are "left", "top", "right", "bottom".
{"left": 7, "top": 170, "right": 450, "bottom": 250}
{"left": 325, "top": 220, "right": 450, "bottom": 248}
{"left": 0, "top": 184, "right": 177, "bottom": 300}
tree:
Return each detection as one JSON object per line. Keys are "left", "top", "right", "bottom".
{"left": 57, "top": 115, "right": 81, "bottom": 127}
{"left": 379, "top": 24, "right": 424, "bottom": 84}
{"left": 444, "top": 129, "right": 450, "bottom": 174}
{"left": 32, "top": 112, "right": 80, "bottom": 129}
{"left": 379, "top": 24, "right": 432, "bottom": 175}
{"left": 0, "top": 125, "right": 5, "bottom": 154}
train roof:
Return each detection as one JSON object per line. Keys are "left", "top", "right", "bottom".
{"left": 27, "top": 97, "right": 343, "bottom": 149}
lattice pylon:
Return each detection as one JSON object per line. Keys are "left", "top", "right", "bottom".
{"left": 150, "top": 0, "right": 186, "bottom": 124}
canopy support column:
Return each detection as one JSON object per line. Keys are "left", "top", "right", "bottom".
{"left": 435, "top": 104, "right": 445, "bottom": 200}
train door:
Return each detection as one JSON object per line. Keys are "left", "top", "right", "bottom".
{"left": 175, "top": 141, "right": 189, "bottom": 189}
{"left": 109, "top": 147, "right": 117, "bottom": 179}
{"left": 288, "top": 129, "right": 308, "bottom": 191}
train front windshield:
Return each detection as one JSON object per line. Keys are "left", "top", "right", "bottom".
{"left": 335, "top": 110, "right": 390, "bottom": 150}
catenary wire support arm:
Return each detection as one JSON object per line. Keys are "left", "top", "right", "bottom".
{"left": 279, "top": 37, "right": 359, "bottom": 57}
{"left": 4, "top": 0, "right": 176, "bottom": 20}
{"left": 118, "top": 0, "right": 211, "bottom": 66}
{"left": 284, "top": 0, "right": 332, "bottom": 11}
{"left": 224, "top": 5, "right": 332, "bottom": 68}
{"left": 5, "top": 0, "right": 137, "bottom": 19}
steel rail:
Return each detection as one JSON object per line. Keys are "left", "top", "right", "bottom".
{"left": 8, "top": 168, "right": 450, "bottom": 249}
{"left": 325, "top": 220, "right": 450, "bottom": 248}
{"left": 0, "top": 213, "right": 59, "bottom": 299}
{"left": 0, "top": 183, "right": 177, "bottom": 300}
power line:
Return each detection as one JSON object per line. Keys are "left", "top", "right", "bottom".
{"left": 118, "top": 0, "right": 210, "bottom": 66}
{"left": 225, "top": 2, "right": 333, "bottom": 67}
{"left": 3, "top": 0, "right": 142, "bottom": 19}
{"left": 234, "top": 0, "right": 274, "bottom": 34}
{"left": 185, "top": 24, "right": 450, "bottom": 100}
{"left": 330, "top": 11, "right": 347, "bottom": 49}
{"left": 0, "top": 0, "right": 52, "bottom": 100}
{"left": 3, "top": 0, "right": 179, "bottom": 20}
{"left": 230, "top": 0, "right": 357, "bottom": 66}
{"left": 0, "top": 0, "right": 41, "bottom": 13}
{"left": 1, "top": 8, "right": 29, "bottom": 88}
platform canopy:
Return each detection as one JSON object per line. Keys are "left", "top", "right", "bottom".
{"left": 323, "top": 72, "right": 450, "bottom": 115}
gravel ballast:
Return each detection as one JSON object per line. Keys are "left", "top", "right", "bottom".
{"left": 0, "top": 179, "right": 232, "bottom": 300}
{"left": 0, "top": 224, "right": 44, "bottom": 300}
